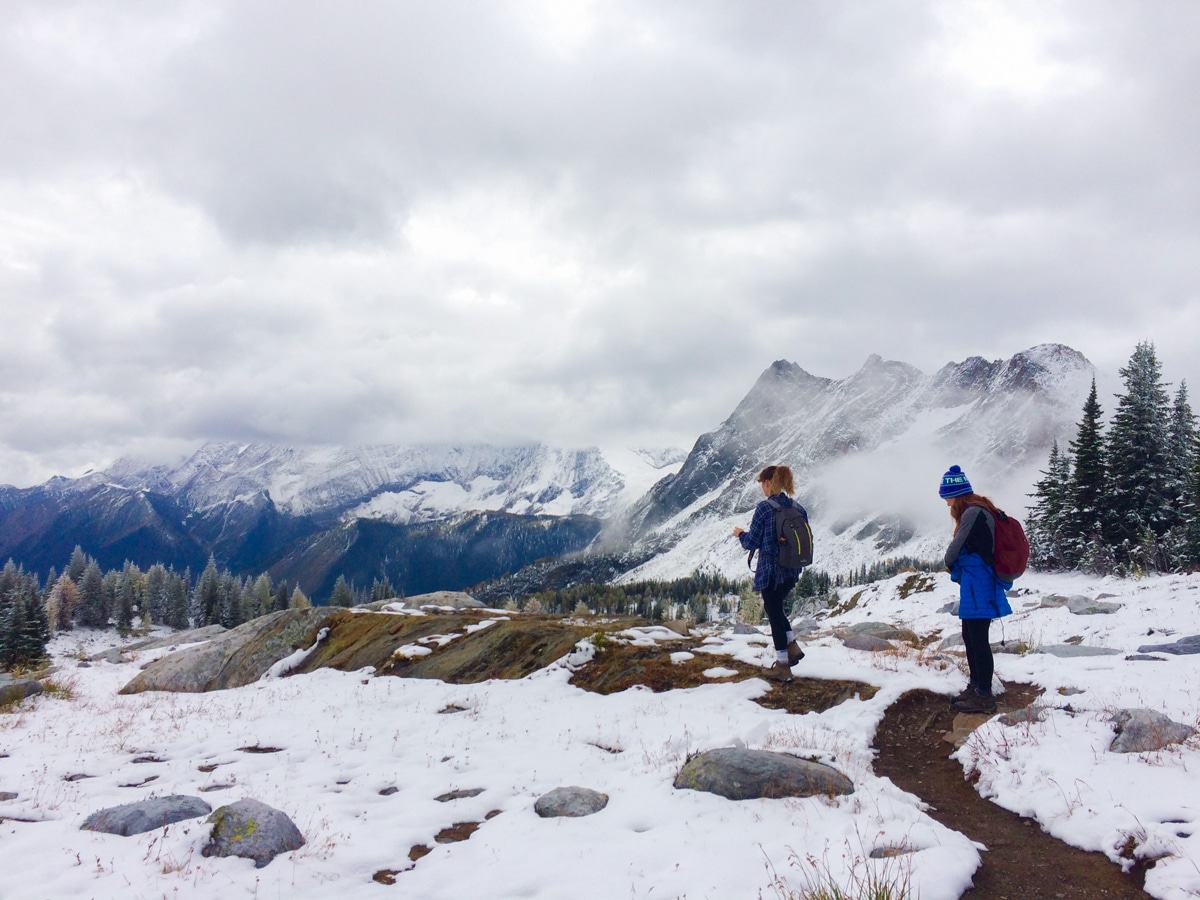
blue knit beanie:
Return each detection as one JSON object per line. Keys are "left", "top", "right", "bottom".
{"left": 939, "top": 465, "right": 973, "bottom": 499}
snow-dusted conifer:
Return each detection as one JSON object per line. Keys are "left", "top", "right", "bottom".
{"left": 289, "top": 586, "right": 311, "bottom": 610}
{"left": 194, "top": 557, "right": 222, "bottom": 627}
{"left": 218, "top": 571, "right": 245, "bottom": 628}
{"left": 145, "top": 564, "right": 169, "bottom": 625}
{"left": 116, "top": 562, "right": 138, "bottom": 637}
{"left": 65, "top": 545, "right": 89, "bottom": 583}
{"left": 247, "top": 573, "right": 273, "bottom": 619}
{"left": 166, "top": 574, "right": 189, "bottom": 629}
{"left": 330, "top": 574, "right": 354, "bottom": 607}
{"left": 1067, "top": 377, "right": 1107, "bottom": 561}
{"left": 76, "top": 561, "right": 107, "bottom": 628}
{"left": 1106, "top": 342, "right": 1173, "bottom": 567}
{"left": 1028, "top": 441, "right": 1073, "bottom": 569}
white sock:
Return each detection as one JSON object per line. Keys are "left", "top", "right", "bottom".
{"left": 786, "top": 630, "right": 795, "bottom": 644}
{"left": 776, "top": 649, "right": 790, "bottom": 664}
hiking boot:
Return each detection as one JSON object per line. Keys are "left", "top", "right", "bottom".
{"left": 951, "top": 690, "right": 997, "bottom": 714}
{"left": 951, "top": 684, "right": 978, "bottom": 703}
{"left": 764, "top": 661, "right": 794, "bottom": 683}
{"left": 786, "top": 641, "right": 805, "bottom": 666}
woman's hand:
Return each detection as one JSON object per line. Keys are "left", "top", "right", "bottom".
{"left": 733, "top": 526, "right": 744, "bottom": 537}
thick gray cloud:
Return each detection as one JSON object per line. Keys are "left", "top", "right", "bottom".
{"left": 2, "top": 0, "right": 1198, "bottom": 486}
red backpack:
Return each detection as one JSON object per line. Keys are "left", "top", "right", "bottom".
{"left": 992, "top": 511, "right": 1030, "bottom": 581}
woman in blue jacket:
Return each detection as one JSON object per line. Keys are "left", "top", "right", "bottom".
{"left": 733, "top": 465, "right": 806, "bottom": 682}
{"left": 940, "top": 465, "right": 1012, "bottom": 714}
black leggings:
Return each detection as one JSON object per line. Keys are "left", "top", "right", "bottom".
{"left": 961, "top": 618, "right": 994, "bottom": 694}
{"left": 763, "top": 578, "right": 798, "bottom": 651}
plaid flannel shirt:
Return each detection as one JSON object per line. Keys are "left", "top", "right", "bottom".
{"left": 738, "top": 493, "right": 802, "bottom": 592}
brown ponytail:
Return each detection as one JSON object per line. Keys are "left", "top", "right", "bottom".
{"left": 758, "top": 465, "right": 795, "bottom": 496}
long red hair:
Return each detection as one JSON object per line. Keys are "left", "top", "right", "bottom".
{"left": 948, "top": 493, "right": 1003, "bottom": 533}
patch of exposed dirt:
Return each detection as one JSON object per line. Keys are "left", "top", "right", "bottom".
{"left": 872, "top": 688, "right": 1149, "bottom": 898}
{"left": 296, "top": 611, "right": 621, "bottom": 683}
{"left": 569, "top": 643, "right": 878, "bottom": 714}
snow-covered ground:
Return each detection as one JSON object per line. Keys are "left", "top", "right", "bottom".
{"left": 1, "top": 570, "right": 1199, "bottom": 900}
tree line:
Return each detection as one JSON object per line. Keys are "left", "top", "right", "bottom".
{"left": 511, "top": 571, "right": 742, "bottom": 622}
{"left": 1027, "top": 341, "right": 1200, "bottom": 574}
{"left": 0, "top": 547, "right": 403, "bottom": 671}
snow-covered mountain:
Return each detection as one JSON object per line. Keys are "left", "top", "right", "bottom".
{"left": 613, "top": 344, "right": 1094, "bottom": 583}
{"left": 0, "top": 344, "right": 1092, "bottom": 594}
{"left": 0, "top": 442, "right": 686, "bottom": 596}
{"left": 66, "top": 441, "right": 683, "bottom": 523}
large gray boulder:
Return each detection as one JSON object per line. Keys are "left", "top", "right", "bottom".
{"left": 840, "top": 622, "right": 917, "bottom": 643}
{"left": 202, "top": 799, "right": 305, "bottom": 868}
{"left": 120, "top": 608, "right": 337, "bottom": 694}
{"left": 1067, "top": 596, "right": 1121, "bottom": 615}
{"left": 1109, "top": 709, "right": 1195, "bottom": 753}
{"left": 1136, "top": 635, "right": 1200, "bottom": 655}
{"left": 534, "top": 786, "right": 609, "bottom": 818}
{"left": 81, "top": 796, "right": 212, "bottom": 836}
{"left": 1036, "top": 645, "right": 1122, "bottom": 658}
{"left": 0, "top": 674, "right": 43, "bottom": 706}
{"left": 674, "top": 748, "right": 854, "bottom": 800}
{"left": 841, "top": 634, "right": 893, "bottom": 652}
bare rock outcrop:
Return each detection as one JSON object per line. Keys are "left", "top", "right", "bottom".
{"left": 119, "top": 608, "right": 337, "bottom": 694}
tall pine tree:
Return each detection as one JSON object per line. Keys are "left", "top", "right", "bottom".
{"left": 1067, "top": 377, "right": 1108, "bottom": 563}
{"left": 1106, "top": 342, "right": 1173, "bottom": 568}
{"left": 1027, "top": 441, "right": 1073, "bottom": 569}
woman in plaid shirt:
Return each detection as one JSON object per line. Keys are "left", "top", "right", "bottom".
{"left": 733, "top": 465, "right": 806, "bottom": 682}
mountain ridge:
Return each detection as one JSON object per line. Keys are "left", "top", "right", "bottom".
{"left": 0, "top": 344, "right": 1093, "bottom": 595}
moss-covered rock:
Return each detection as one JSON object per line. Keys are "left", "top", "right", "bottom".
{"left": 202, "top": 799, "right": 304, "bottom": 868}
{"left": 674, "top": 748, "right": 854, "bottom": 800}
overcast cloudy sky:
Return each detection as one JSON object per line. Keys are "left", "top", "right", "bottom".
{"left": 2, "top": 0, "right": 1199, "bottom": 487}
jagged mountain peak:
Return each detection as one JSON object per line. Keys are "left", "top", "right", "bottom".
{"left": 616, "top": 344, "right": 1095, "bottom": 582}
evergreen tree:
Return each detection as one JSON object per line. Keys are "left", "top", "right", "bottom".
{"left": 101, "top": 572, "right": 120, "bottom": 629}
{"left": 1106, "top": 342, "right": 1173, "bottom": 568}
{"left": 50, "top": 574, "right": 79, "bottom": 632}
{"left": 1067, "top": 377, "right": 1108, "bottom": 562}
{"left": 1187, "top": 446, "right": 1200, "bottom": 568}
{"left": 76, "top": 561, "right": 107, "bottom": 628}
{"left": 273, "top": 582, "right": 291, "bottom": 613}
{"left": 0, "top": 567, "right": 48, "bottom": 670}
{"left": 194, "top": 557, "right": 222, "bottom": 627}
{"left": 330, "top": 575, "right": 355, "bottom": 607}
{"left": 145, "top": 564, "right": 170, "bottom": 625}
{"left": 166, "top": 574, "right": 190, "bottom": 629}
{"left": 218, "top": 571, "right": 245, "bottom": 628}
{"left": 1162, "top": 382, "right": 1197, "bottom": 568}
{"left": 65, "top": 545, "right": 90, "bottom": 583}
{"left": 116, "top": 562, "right": 138, "bottom": 637}
{"left": 369, "top": 577, "right": 396, "bottom": 604}
{"left": 289, "top": 586, "right": 311, "bottom": 610}
{"left": 247, "top": 574, "right": 274, "bottom": 620}
{"left": 1027, "top": 441, "right": 1074, "bottom": 569}
{"left": 21, "top": 587, "right": 50, "bottom": 666}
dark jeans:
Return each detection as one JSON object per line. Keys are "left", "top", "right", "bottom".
{"left": 961, "top": 618, "right": 993, "bottom": 695}
{"left": 763, "top": 577, "right": 798, "bottom": 651}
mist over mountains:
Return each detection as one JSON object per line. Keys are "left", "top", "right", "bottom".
{"left": 0, "top": 344, "right": 1092, "bottom": 597}
{"left": 611, "top": 343, "right": 1093, "bottom": 583}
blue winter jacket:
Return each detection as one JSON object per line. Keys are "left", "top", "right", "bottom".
{"left": 946, "top": 506, "right": 1013, "bottom": 620}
